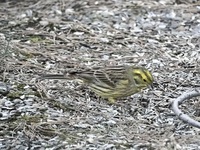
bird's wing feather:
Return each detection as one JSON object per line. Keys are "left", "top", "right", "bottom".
{"left": 73, "top": 66, "right": 128, "bottom": 88}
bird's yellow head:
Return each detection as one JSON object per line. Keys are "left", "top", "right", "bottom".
{"left": 132, "top": 68, "right": 153, "bottom": 87}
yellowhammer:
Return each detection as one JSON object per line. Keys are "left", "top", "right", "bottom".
{"left": 40, "top": 65, "right": 153, "bottom": 103}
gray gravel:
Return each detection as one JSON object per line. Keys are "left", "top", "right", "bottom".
{"left": 0, "top": 0, "right": 200, "bottom": 149}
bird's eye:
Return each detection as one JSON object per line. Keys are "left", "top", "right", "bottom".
{"left": 143, "top": 78, "right": 147, "bottom": 82}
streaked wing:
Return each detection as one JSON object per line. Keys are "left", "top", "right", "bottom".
{"left": 75, "top": 66, "right": 128, "bottom": 88}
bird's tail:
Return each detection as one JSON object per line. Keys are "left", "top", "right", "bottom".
{"left": 38, "top": 74, "right": 72, "bottom": 80}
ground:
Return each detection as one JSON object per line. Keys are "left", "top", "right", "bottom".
{"left": 0, "top": 0, "right": 200, "bottom": 149}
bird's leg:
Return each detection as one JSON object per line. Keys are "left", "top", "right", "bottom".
{"left": 108, "top": 97, "right": 116, "bottom": 104}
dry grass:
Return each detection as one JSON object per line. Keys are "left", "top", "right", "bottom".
{"left": 0, "top": 0, "right": 200, "bottom": 149}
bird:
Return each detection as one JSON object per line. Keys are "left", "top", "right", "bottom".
{"left": 39, "top": 65, "right": 153, "bottom": 103}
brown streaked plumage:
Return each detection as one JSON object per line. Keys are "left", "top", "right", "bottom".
{"left": 40, "top": 65, "right": 153, "bottom": 103}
